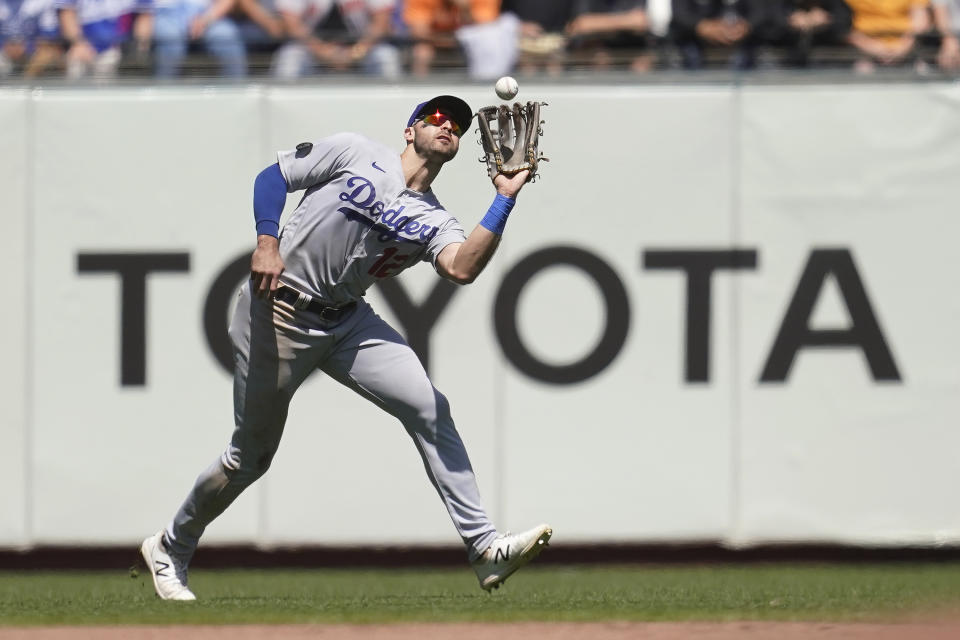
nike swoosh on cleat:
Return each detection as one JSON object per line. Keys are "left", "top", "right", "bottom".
{"left": 372, "top": 161, "right": 386, "bottom": 173}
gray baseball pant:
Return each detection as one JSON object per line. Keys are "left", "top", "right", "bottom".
{"left": 163, "top": 282, "right": 498, "bottom": 563}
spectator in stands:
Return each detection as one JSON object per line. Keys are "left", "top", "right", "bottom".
{"left": 232, "top": 0, "right": 283, "bottom": 58}
{"left": 670, "top": 0, "right": 767, "bottom": 70}
{"left": 565, "top": 0, "right": 653, "bottom": 73}
{"left": 767, "top": 1, "right": 852, "bottom": 68}
{"left": 0, "top": 0, "right": 61, "bottom": 76}
{"left": 932, "top": 0, "right": 960, "bottom": 70}
{"left": 403, "top": 0, "right": 517, "bottom": 78}
{"left": 844, "top": 0, "right": 930, "bottom": 73}
{"left": 56, "top": 0, "right": 152, "bottom": 79}
{"left": 152, "top": 0, "right": 248, "bottom": 77}
{"left": 272, "top": 0, "right": 398, "bottom": 78}
{"left": 501, "top": 0, "right": 575, "bottom": 75}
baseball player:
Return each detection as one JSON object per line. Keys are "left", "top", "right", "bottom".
{"left": 140, "top": 95, "right": 552, "bottom": 600}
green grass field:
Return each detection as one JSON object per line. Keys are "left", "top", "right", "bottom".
{"left": 2, "top": 564, "right": 960, "bottom": 626}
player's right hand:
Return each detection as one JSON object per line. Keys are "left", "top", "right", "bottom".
{"left": 251, "top": 235, "right": 285, "bottom": 299}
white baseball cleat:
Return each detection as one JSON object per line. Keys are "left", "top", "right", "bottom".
{"left": 471, "top": 524, "right": 552, "bottom": 591}
{"left": 140, "top": 530, "right": 196, "bottom": 601}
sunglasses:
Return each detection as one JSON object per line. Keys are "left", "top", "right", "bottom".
{"left": 419, "top": 111, "right": 463, "bottom": 137}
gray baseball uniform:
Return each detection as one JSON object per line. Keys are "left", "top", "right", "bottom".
{"left": 162, "top": 132, "right": 499, "bottom": 564}
{"left": 276, "top": 132, "right": 467, "bottom": 304}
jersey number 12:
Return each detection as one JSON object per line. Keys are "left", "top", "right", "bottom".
{"left": 368, "top": 247, "right": 410, "bottom": 278}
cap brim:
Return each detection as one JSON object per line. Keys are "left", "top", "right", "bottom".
{"left": 413, "top": 95, "right": 474, "bottom": 134}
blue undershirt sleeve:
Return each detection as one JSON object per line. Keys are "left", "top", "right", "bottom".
{"left": 253, "top": 163, "right": 288, "bottom": 237}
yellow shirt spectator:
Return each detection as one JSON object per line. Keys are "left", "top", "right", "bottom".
{"left": 845, "top": 0, "right": 930, "bottom": 43}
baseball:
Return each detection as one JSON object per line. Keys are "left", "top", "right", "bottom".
{"left": 495, "top": 76, "right": 519, "bottom": 101}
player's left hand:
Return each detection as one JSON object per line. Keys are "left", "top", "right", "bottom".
{"left": 494, "top": 169, "right": 531, "bottom": 200}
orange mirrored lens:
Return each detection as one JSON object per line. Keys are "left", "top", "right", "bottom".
{"left": 421, "top": 112, "right": 462, "bottom": 136}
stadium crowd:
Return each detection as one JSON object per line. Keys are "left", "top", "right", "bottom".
{"left": 1, "top": 0, "right": 958, "bottom": 80}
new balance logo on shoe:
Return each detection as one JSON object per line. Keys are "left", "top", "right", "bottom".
{"left": 140, "top": 530, "right": 197, "bottom": 601}
{"left": 471, "top": 524, "right": 552, "bottom": 592}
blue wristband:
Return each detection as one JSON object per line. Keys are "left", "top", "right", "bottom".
{"left": 479, "top": 194, "right": 516, "bottom": 235}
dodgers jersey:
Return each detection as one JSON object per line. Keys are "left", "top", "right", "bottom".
{"left": 275, "top": 132, "right": 467, "bottom": 306}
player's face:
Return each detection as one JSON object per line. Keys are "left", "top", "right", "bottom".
{"left": 411, "top": 110, "right": 461, "bottom": 162}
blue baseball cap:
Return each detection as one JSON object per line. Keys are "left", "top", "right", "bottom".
{"left": 406, "top": 95, "right": 473, "bottom": 134}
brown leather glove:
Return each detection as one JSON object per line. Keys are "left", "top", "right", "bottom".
{"left": 476, "top": 101, "right": 547, "bottom": 182}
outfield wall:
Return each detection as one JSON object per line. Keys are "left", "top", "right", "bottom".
{"left": 1, "top": 83, "right": 958, "bottom": 550}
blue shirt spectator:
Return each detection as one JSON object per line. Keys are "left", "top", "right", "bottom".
{"left": 56, "top": 0, "right": 152, "bottom": 78}
{"left": 56, "top": 0, "right": 150, "bottom": 51}
{"left": 152, "top": 0, "right": 247, "bottom": 78}
{"left": 2, "top": 0, "right": 59, "bottom": 45}
{"left": 1, "top": 0, "right": 60, "bottom": 76}
{"left": 232, "top": 0, "right": 282, "bottom": 54}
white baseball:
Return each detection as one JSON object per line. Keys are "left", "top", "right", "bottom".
{"left": 495, "top": 76, "right": 519, "bottom": 101}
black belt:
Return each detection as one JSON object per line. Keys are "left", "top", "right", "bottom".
{"left": 275, "top": 286, "right": 356, "bottom": 322}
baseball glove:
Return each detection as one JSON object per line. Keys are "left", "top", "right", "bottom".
{"left": 476, "top": 101, "right": 547, "bottom": 182}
